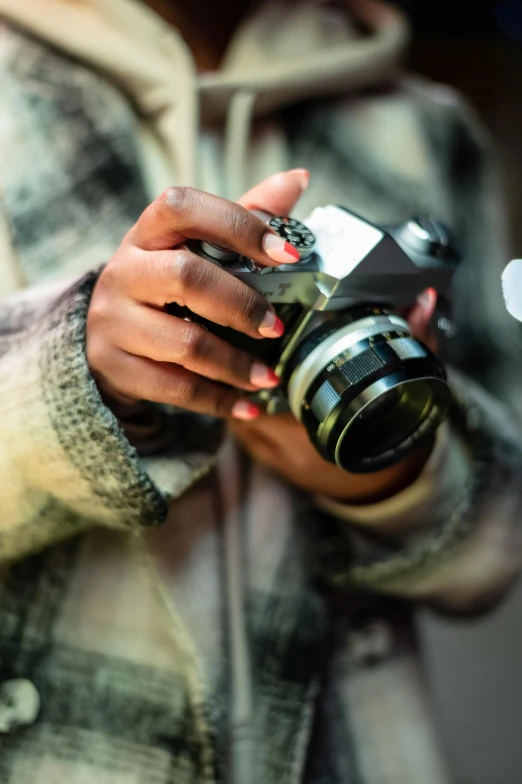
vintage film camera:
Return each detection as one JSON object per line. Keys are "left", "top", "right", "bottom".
{"left": 183, "top": 206, "right": 458, "bottom": 472}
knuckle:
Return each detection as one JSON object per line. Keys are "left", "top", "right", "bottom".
{"left": 86, "top": 334, "right": 107, "bottom": 374}
{"left": 213, "top": 387, "right": 237, "bottom": 418}
{"left": 174, "top": 374, "right": 200, "bottom": 407}
{"left": 172, "top": 249, "right": 203, "bottom": 290}
{"left": 87, "top": 285, "right": 116, "bottom": 330}
{"left": 229, "top": 348, "right": 251, "bottom": 382}
{"left": 98, "top": 256, "right": 122, "bottom": 290}
{"left": 224, "top": 206, "right": 250, "bottom": 247}
{"left": 236, "top": 288, "right": 265, "bottom": 330}
{"left": 178, "top": 324, "right": 208, "bottom": 364}
{"left": 87, "top": 291, "right": 107, "bottom": 325}
{"left": 160, "top": 185, "right": 193, "bottom": 214}
{"left": 102, "top": 245, "right": 142, "bottom": 288}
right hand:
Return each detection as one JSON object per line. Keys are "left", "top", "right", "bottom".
{"left": 86, "top": 173, "right": 306, "bottom": 420}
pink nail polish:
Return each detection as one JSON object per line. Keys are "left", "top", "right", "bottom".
{"left": 232, "top": 400, "right": 261, "bottom": 420}
{"left": 250, "top": 361, "right": 280, "bottom": 388}
{"left": 258, "top": 310, "right": 285, "bottom": 338}
{"left": 263, "top": 233, "right": 300, "bottom": 264}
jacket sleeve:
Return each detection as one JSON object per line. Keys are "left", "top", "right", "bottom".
{"left": 310, "top": 370, "right": 522, "bottom": 615}
{"left": 0, "top": 272, "right": 216, "bottom": 562}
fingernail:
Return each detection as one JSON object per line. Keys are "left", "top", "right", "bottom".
{"left": 232, "top": 400, "right": 261, "bottom": 420}
{"left": 287, "top": 168, "right": 310, "bottom": 190}
{"left": 250, "top": 361, "right": 280, "bottom": 388}
{"left": 418, "top": 287, "right": 436, "bottom": 305}
{"left": 258, "top": 309, "right": 285, "bottom": 338}
{"left": 263, "top": 233, "right": 300, "bottom": 264}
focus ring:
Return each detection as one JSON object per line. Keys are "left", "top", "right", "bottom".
{"left": 311, "top": 381, "right": 341, "bottom": 422}
{"left": 309, "top": 338, "right": 428, "bottom": 423}
{"left": 337, "top": 348, "right": 386, "bottom": 387}
{"left": 388, "top": 337, "right": 428, "bottom": 361}
{"left": 287, "top": 314, "right": 409, "bottom": 419}
{"left": 309, "top": 345, "right": 386, "bottom": 421}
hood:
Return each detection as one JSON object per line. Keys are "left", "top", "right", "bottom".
{"left": 0, "top": 0, "right": 410, "bottom": 189}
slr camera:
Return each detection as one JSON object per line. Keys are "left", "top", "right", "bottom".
{"left": 176, "top": 205, "right": 458, "bottom": 473}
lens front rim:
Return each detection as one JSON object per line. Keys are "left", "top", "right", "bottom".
{"left": 330, "top": 373, "right": 451, "bottom": 472}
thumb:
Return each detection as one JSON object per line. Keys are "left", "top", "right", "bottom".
{"left": 238, "top": 169, "right": 309, "bottom": 216}
{"left": 406, "top": 287, "right": 439, "bottom": 353}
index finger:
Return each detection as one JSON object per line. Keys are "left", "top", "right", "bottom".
{"left": 238, "top": 170, "right": 309, "bottom": 215}
{"left": 128, "top": 186, "right": 300, "bottom": 267}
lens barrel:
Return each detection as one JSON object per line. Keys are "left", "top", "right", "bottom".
{"left": 283, "top": 306, "right": 451, "bottom": 472}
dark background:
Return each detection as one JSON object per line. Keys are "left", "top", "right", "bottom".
{"left": 398, "top": 0, "right": 522, "bottom": 253}
{"left": 398, "top": 6, "right": 522, "bottom": 783}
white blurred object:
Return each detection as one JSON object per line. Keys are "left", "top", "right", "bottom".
{"left": 501, "top": 259, "right": 522, "bottom": 322}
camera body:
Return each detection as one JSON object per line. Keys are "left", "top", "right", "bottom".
{"left": 183, "top": 206, "right": 458, "bottom": 472}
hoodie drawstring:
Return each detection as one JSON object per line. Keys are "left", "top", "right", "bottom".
{"left": 223, "top": 90, "right": 257, "bottom": 201}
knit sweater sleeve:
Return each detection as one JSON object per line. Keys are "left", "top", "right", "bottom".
{"left": 0, "top": 272, "right": 214, "bottom": 562}
{"left": 310, "top": 370, "right": 522, "bottom": 615}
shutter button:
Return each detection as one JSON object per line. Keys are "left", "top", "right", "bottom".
{"left": 0, "top": 679, "right": 40, "bottom": 734}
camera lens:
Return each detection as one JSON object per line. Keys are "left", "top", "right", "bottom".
{"left": 283, "top": 306, "right": 451, "bottom": 472}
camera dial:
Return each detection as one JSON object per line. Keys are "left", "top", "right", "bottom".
{"left": 397, "top": 217, "right": 452, "bottom": 260}
{"left": 269, "top": 216, "right": 316, "bottom": 259}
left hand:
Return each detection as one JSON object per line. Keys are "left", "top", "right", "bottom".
{"left": 229, "top": 171, "right": 439, "bottom": 504}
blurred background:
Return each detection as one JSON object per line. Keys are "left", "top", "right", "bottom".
{"left": 396, "top": 3, "right": 522, "bottom": 782}
{"left": 403, "top": 0, "right": 522, "bottom": 254}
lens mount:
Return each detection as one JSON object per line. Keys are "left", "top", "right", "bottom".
{"left": 284, "top": 307, "right": 451, "bottom": 472}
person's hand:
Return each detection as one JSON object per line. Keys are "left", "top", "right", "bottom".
{"left": 231, "top": 411, "right": 435, "bottom": 505}
{"left": 87, "top": 173, "right": 307, "bottom": 420}
{"left": 230, "top": 173, "right": 440, "bottom": 506}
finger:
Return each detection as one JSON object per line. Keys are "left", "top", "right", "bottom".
{"left": 406, "top": 288, "right": 439, "bottom": 352}
{"left": 129, "top": 186, "right": 300, "bottom": 266}
{"left": 115, "top": 304, "right": 280, "bottom": 392}
{"left": 238, "top": 169, "right": 309, "bottom": 216}
{"left": 407, "top": 287, "right": 437, "bottom": 337}
{"left": 115, "top": 247, "right": 285, "bottom": 339}
{"left": 94, "top": 348, "right": 261, "bottom": 420}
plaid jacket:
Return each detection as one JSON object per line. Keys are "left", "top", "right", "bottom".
{"left": 1, "top": 4, "right": 522, "bottom": 782}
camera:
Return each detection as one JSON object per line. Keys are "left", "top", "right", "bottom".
{"left": 174, "top": 206, "right": 458, "bottom": 473}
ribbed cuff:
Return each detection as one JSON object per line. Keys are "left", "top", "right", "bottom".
{"left": 39, "top": 271, "right": 167, "bottom": 528}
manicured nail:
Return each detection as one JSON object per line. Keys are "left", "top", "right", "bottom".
{"left": 258, "top": 310, "right": 285, "bottom": 338}
{"left": 419, "top": 287, "right": 436, "bottom": 303}
{"left": 232, "top": 400, "right": 261, "bottom": 420}
{"left": 263, "top": 233, "right": 300, "bottom": 264}
{"left": 250, "top": 361, "right": 280, "bottom": 388}
{"left": 287, "top": 168, "right": 310, "bottom": 190}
